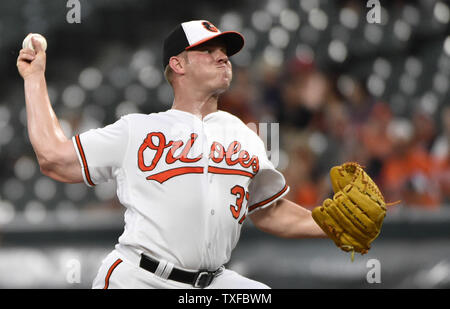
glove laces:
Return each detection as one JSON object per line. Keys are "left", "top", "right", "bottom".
{"left": 340, "top": 245, "right": 356, "bottom": 262}
{"left": 345, "top": 162, "right": 401, "bottom": 208}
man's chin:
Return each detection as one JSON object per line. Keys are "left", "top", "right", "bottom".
{"left": 210, "top": 78, "right": 230, "bottom": 93}
{"left": 216, "top": 82, "right": 231, "bottom": 94}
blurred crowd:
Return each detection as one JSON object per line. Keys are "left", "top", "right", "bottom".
{"left": 0, "top": 0, "right": 449, "bottom": 223}
{"left": 0, "top": 0, "right": 449, "bottom": 290}
{"left": 220, "top": 56, "right": 450, "bottom": 210}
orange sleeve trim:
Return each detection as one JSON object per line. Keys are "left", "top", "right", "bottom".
{"left": 103, "top": 258, "right": 122, "bottom": 289}
{"left": 75, "top": 135, "right": 95, "bottom": 187}
{"left": 248, "top": 184, "right": 289, "bottom": 212}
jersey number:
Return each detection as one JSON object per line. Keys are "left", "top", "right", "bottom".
{"left": 230, "top": 185, "right": 249, "bottom": 224}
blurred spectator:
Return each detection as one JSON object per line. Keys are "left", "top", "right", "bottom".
{"left": 219, "top": 66, "right": 257, "bottom": 125}
{"left": 340, "top": 78, "right": 376, "bottom": 128}
{"left": 431, "top": 106, "right": 450, "bottom": 203}
{"left": 1, "top": 0, "right": 448, "bottom": 216}
{"left": 280, "top": 131, "right": 330, "bottom": 209}
{"left": 360, "top": 102, "right": 395, "bottom": 178}
{"left": 280, "top": 58, "right": 325, "bottom": 129}
{"left": 379, "top": 109, "right": 443, "bottom": 209}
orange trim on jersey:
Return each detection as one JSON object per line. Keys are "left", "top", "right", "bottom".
{"left": 207, "top": 166, "right": 255, "bottom": 178}
{"left": 103, "top": 258, "right": 122, "bottom": 289}
{"left": 248, "top": 184, "right": 289, "bottom": 212}
{"left": 145, "top": 166, "right": 256, "bottom": 183}
{"left": 146, "top": 166, "right": 204, "bottom": 183}
{"left": 75, "top": 135, "right": 95, "bottom": 187}
{"left": 238, "top": 214, "right": 246, "bottom": 224}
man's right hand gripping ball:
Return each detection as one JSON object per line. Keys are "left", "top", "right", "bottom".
{"left": 312, "top": 162, "right": 387, "bottom": 259}
{"left": 17, "top": 36, "right": 46, "bottom": 80}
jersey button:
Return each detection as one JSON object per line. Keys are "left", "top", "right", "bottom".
{"left": 211, "top": 209, "right": 215, "bottom": 215}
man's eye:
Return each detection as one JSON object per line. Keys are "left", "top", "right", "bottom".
{"left": 199, "top": 47, "right": 213, "bottom": 53}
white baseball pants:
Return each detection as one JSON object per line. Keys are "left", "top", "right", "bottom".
{"left": 92, "top": 249, "right": 270, "bottom": 289}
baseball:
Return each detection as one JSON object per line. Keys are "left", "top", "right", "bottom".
{"left": 22, "top": 33, "right": 47, "bottom": 52}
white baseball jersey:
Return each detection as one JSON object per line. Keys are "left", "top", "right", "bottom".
{"left": 72, "top": 109, "right": 289, "bottom": 271}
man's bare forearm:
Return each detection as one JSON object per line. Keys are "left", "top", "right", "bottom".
{"left": 249, "top": 198, "right": 328, "bottom": 239}
{"left": 24, "top": 73, "right": 68, "bottom": 166}
{"left": 18, "top": 39, "right": 82, "bottom": 183}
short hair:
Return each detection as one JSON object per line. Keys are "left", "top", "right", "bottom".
{"left": 164, "top": 64, "right": 174, "bottom": 86}
{"left": 163, "top": 51, "right": 189, "bottom": 86}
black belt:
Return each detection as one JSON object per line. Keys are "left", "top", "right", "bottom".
{"left": 139, "top": 254, "right": 220, "bottom": 288}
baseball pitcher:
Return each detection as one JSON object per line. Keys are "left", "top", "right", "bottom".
{"left": 17, "top": 20, "right": 387, "bottom": 288}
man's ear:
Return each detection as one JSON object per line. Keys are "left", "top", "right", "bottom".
{"left": 169, "top": 55, "right": 186, "bottom": 75}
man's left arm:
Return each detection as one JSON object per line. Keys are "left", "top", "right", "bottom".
{"left": 249, "top": 198, "right": 327, "bottom": 239}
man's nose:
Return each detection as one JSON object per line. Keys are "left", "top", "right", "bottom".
{"left": 215, "top": 49, "right": 229, "bottom": 64}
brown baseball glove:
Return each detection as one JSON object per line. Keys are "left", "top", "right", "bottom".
{"left": 312, "top": 162, "right": 388, "bottom": 260}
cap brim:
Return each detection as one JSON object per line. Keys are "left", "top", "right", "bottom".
{"left": 185, "top": 31, "right": 244, "bottom": 57}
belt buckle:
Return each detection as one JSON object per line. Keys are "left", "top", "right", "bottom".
{"left": 193, "top": 270, "right": 214, "bottom": 288}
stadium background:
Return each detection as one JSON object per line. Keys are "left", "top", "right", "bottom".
{"left": 0, "top": 0, "right": 449, "bottom": 288}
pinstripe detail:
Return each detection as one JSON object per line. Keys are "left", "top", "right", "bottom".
{"left": 75, "top": 134, "right": 95, "bottom": 187}
{"left": 103, "top": 259, "right": 122, "bottom": 289}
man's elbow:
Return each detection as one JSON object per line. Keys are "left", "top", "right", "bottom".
{"left": 38, "top": 156, "right": 56, "bottom": 176}
{"left": 38, "top": 157, "right": 73, "bottom": 183}
{"left": 33, "top": 141, "right": 83, "bottom": 183}
{"left": 36, "top": 150, "right": 62, "bottom": 177}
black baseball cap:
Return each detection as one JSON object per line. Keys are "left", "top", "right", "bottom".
{"left": 162, "top": 20, "right": 245, "bottom": 68}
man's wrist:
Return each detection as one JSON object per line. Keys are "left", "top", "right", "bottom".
{"left": 23, "top": 72, "right": 46, "bottom": 83}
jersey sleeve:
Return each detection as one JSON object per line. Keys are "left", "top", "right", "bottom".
{"left": 247, "top": 140, "right": 289, "bottom": 214}
{"left": 72, "top": 116, "right": 129, "bottom": 187}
